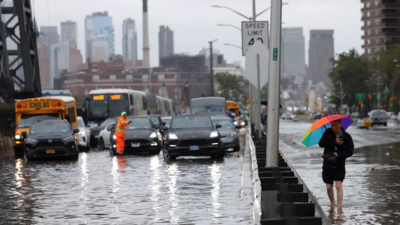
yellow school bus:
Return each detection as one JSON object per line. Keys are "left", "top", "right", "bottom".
{"left": 226, "top": 100, "right": 241, "bottom": 123}
{"left": 13, "top": 96, "right": 79, "bottom": 154}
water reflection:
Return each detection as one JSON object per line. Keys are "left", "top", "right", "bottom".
{"left": 167, "top": 163, "right": 180, "bottom": 224}
{"left": 210, "top": 163, "right": 222, "bottom": 221}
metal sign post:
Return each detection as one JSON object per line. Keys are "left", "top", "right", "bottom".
{"left": 266, "top": 0, "right": 283, "bottom": 167}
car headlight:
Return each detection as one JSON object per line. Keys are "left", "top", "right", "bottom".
{"left": 113, "top": 135, "right": 116, "bottom": 140}
{"left": 15, "top": 135, "right": 21, "bottom": 140}
{"left": 169, "top": 133, "right": 178, "bottom": 140}
{"left": 149, "top": 132, "right": 157, "bottom": 138}
{"left": 210, "top": 131, "right": 219, "bottom": 138}
{"left": 230, "top": 131, "right": 238, "bottom": 138}
{"left": 26, "top": 138, "right": 37, "bottom": 144}
{"left": 241, "top": 122, "right": 245, "bottom": 126}
{"left": 157, "top": 132, "right": 162, "bottom": 141}
{"left": 63, "top": 136, "right": 74, "bottom": 142}
{"left": 233, "top": 121, "right": 238, "bottom": 125}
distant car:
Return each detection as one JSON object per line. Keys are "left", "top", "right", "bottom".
{"left": 313, "top": 112, "right": 322, "bottom": 120}
{"left": 109, "top": 116, "right": 162, "bottom": 155}
{"left": 97, "top": 119, "right": 117, "bottom": 151}
{"left": 391, "top": 114, "right": 398, "bottom": 121}
{"left": 211, "top": 117, "right": 240, "bottom": 152}
{"left": 22, "top": 120, "right": 79, "bottom": 160}
{"left": 163, "top": 115, "right": 225, "bottom": 160}
{"left": 387, "top": 112, "right": 394, "bottom": 120}
{"left": 77, "top": 117, "right": 91, "bottom": 151}
{"left": 370, "top": 110, "right": 387, "bottom": 126}
{"left": 89, "top": 117, "right": 117, "bottom": 148}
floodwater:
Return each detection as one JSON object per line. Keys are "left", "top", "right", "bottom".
{"left": 280, "top": 121, "right": 400, "bottom": 225}
{"left": 0, "top": 135, "right": 251, "bottom": 224}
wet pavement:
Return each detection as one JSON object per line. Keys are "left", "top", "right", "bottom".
{"left": 279, "top": 120, "right": 400, "bottom": 225}
{"left": 0, "top": 133, "right": 251, "bottom": 224}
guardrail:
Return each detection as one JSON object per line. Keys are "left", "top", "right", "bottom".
{"left": 247, "top": 129, "right": 262, "bottom": 224}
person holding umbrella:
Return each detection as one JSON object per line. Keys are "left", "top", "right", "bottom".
{"left": 302, "top": 115, "right": 354, "bottom": 208}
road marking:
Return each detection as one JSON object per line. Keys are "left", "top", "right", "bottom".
{"left": 279, "top": 147, "right": 293, "bottom": 163}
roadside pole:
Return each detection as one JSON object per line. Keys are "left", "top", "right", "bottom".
{"left": 257, "top": 54, "right": 261, "bottom": 139}
{"left": 266, "top": 0, "right": 282, "bottom": 167}
{"left": 252, "top": 0, "right": 259, "bottom": 136}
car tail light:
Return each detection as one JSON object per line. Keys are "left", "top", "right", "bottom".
{"left": 322, "top": 114, "right": 325, "bottom": 117}
{"left": 17, "top": 104, "right": 21, "bottom": 109}
{"left": 51, "top": 102, "right": 56, "bottom": 107}
{"left": 57, "top": 102, "right": 61, "bottom": 107}
{"left": 22, "top": 103, "right": 27, "bottom": 108}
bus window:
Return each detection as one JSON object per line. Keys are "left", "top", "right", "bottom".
{"left": 18, "top": 113, "right": 60, "bottom": 129}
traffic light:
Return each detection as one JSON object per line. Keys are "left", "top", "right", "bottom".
{"left": 317, "top": 96, "right": 320, "bottom": 100}
{"left": 324, "top": 96, "right": 327, "bottom": 99}
{"left": 349, "top": 94, "right": 352, "bottom": 98}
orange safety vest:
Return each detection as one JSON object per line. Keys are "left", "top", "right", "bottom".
{"left": 115, "top": 116, "right": 129, "bottom": 138}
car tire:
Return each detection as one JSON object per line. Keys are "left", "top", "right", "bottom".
{"left": 212, "top": 149, "right": 225, "bottom": 159}
{"left": 98, "top": 138, "right": 105, "bottom": 151}
{"left": 86, "top": 137, "right": 91, "bottom": 151}
{"left": 163, "top": 147, "right": 176, "bottom": 160}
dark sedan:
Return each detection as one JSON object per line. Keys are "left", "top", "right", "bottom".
{"left": 211, "top": 117, "right": 240, "bottom": 152}
{"left": 109, "top": 116, "right": 162, "bottom": 155}
{"left": 163, "top": 115, "right": 225, "bottom": 160}
{"left": 23, "top": 120, "right": 79, "bottom": 160}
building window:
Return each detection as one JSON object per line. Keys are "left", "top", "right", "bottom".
{"left": 366, "top": 1, "right": 371, "bottom": 8}
{"left": 366, "top": 11, "right": 371, "bottom": 17}
{"left": 366, "top": 20, "right": 372, "bottom": 26}
{"left": 374, "top": 0, "right": 379, "bottom": 6}
{"left": 159, "top": 74, "right": 165, "bottom": 80}
{"left": 367, "top": 48, "right": 372, "bottom": 54}
{"left": 126, "top": 75, "right": 133, "bottom": 80}
{"left": 366, "top": 29, "right": 372, "bottom": 35}
{"left": 375, "top": 28, "right": 379, "bottom": 34}
{"left": 93, "top": 75, "right": 100, "bottom": 80}
{"left": 375, "top": 37, "right": 380, "bottom": 44}
{"left": 367, "top": 39, "right": 372, "bottom": 45}
{"left": 143, "top": 75, "right": 149, "bottom": 81}
{"left": 374, "top": 9, "right": 379, "bottom": 16}
{"left": 374, "top": 19, "right": 380, "bottom": 25}
{"left": 110, "top": 75, "right": 116, "bottom": 80}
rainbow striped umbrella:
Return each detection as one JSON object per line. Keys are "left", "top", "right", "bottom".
{"left": 301, "top": 114, "right": 353, "bottom": 147}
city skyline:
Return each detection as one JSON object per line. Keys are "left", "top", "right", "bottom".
{"left": 33, "top": 0, "right": 363, "bottom": 68}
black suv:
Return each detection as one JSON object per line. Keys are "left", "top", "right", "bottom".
{"left": 22, "top": 120, "right": 80, "bottom": 160}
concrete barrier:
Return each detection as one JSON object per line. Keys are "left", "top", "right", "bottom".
{"left": 0, "top": 137, "right": 14, "bottom": 158}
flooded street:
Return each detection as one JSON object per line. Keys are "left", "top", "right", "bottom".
{"left": 0, "top": 136, "right": 251, "bottom": 224}
{"left": 280, "top": 121, "right": 400, "bottom": 225}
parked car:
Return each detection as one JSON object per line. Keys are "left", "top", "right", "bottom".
{"left": 22, "top": 120, "right": 79, "bottom": 160}
{"left": 161, "top": 117, "right": 172, "bottom": 128}
{"left": 109, "top": 116, "right": 162, "bottom": 155}
{"left": 77, "top": 116, "right": 91, "bottom": 151}
{"left": 369, "top": 110, "right": 387, "bottom": 126}
{"left": 89, "top": 117, "right": 117, "bottom": 148}
{"left": 387, "top": 112, "right": 394, "bottom": 120}
{"left": 211, "top": 117, "right": 241, "bottom": 152}
{"left": 391, "top": 113, "right": 398, "bottom": 121}
{"left": 162, "top": 115, "right": 225, "bottom": 160}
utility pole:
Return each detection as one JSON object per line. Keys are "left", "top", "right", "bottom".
{"left": 266, "top": 0, "right": 283, "bottom": 167}
{"left": 331, "top": 81, "right": 347, "bottom": 111}
{"left": 209, "top": 41, "right": 215, "bottom": 96}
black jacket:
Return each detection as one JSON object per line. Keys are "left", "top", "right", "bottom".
{"left": 318, "top": 127, "right": 354, "bottom": 168}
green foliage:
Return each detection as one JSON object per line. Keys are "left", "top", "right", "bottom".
{"left": 214, "top": 72, "right": 249, "bottom": 106}
{"left": 390, "top": 98, "right": 400, "bottom": 113}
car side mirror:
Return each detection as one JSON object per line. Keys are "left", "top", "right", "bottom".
{"left": 9, "top": 122, "right": 16, "bottom": 128}
{"left": 162, "top": 126, "right": 169, "bottom": 131}
{"left": 21, "top": 131, "right": 27, "bottom": 138}
{"left": 216, "top": 124, "right": 222, "bottom": 129}
{"left": 73, "top": 129, "right": 79, "bottom": 134}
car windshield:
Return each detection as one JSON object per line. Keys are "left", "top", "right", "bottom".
{"left": 31, "top": 122, "right": 70, "bottom": 134}
{"left": 162, "top": 118, "right": 171, "bottom": 124}
{"left": 212, "top": 120, "right": 234, "bottom": 130}
{"left": 171, "top": 116, "right": 213, "bottom": 129}
{"left": 78, "top": 119, "right": 85, "bottom": 128}
{"left": 150, "top": 117, "right": 160, "bottom": 126}
{"left": 18, "top": 113, "right": 60, "bottom": 128}
{"left": 99, "top": 118, "right": 115, "bottom": 127}
{"left": 207, "top": 113, "right": 227, "bottom": 118}
{"left": 126, "top": 118, "right": 152, "bottom": 130}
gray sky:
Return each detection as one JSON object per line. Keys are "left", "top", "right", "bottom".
{"left": 33, "top": 0, "right": 363, "bottom": 68}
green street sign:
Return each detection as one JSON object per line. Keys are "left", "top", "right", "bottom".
{"left": 377, "top": 94, "right": 380, "bottom": 100}
{"left": 273, "top": 48, "right": 278, "bottom": 61}
{"left": 355, "top": 93, "right": 365, "bottom": 100}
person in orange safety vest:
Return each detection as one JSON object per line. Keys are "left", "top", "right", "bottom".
{"left": 115, "top": 112, "right": 132, "bottom": 156}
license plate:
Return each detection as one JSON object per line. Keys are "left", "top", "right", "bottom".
{"left": 190, "top": 146, "right": 199, "bottom": 151}
{"left": 46, "top": 150, "right": 55, "bottom": 154}
{"left": 132, "top": 142, "right": 140, "bottom": 147}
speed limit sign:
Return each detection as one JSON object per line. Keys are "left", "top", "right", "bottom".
{"left": 242, "top": 21, "right": 269, "bottom": 56}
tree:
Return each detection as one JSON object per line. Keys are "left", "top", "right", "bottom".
{"left": 328, "top": 49, "right": 373, "bottom": 110}
{"left": 214, "top": 72, "right": 248, "bottom": 106}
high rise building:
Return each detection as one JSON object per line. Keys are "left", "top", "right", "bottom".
{"left": 40, "top": 26, "right": 60, "bottom": 47}
{"left": 122, "top": 18, "right": 138, "bottom": 60}
{"left": 85, "top": 12, "right": 115, "bottom": 62}
{"left": 49, "top": 41, "right": 83, "bottom": 88}
{"left": 37, "top": 37, "right": 50, "bottom": 89}
{"left": 159, "top": 26, "right": 174, "bottom": 62}
{"left": 282, "top": 27, "right": 306, "bottom": 77}
{"left": 61, "top": 21, "right": 78, "bottom": 43}
{"left": 308, "top": 30, "right": 334, "bottom": 86}
{"left": 361, "top": 0, "right": 400, "bottom": 58}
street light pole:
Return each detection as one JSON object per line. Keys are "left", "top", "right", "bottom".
{"left": 209, "top": 39, "right": 217, "bottom": 96}
{"left": 337, "top": 81, "right": 343, "bottom": 109}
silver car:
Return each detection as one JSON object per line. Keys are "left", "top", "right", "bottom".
{"left": 77, "top": 116, "right": 91, "bottom": 151}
